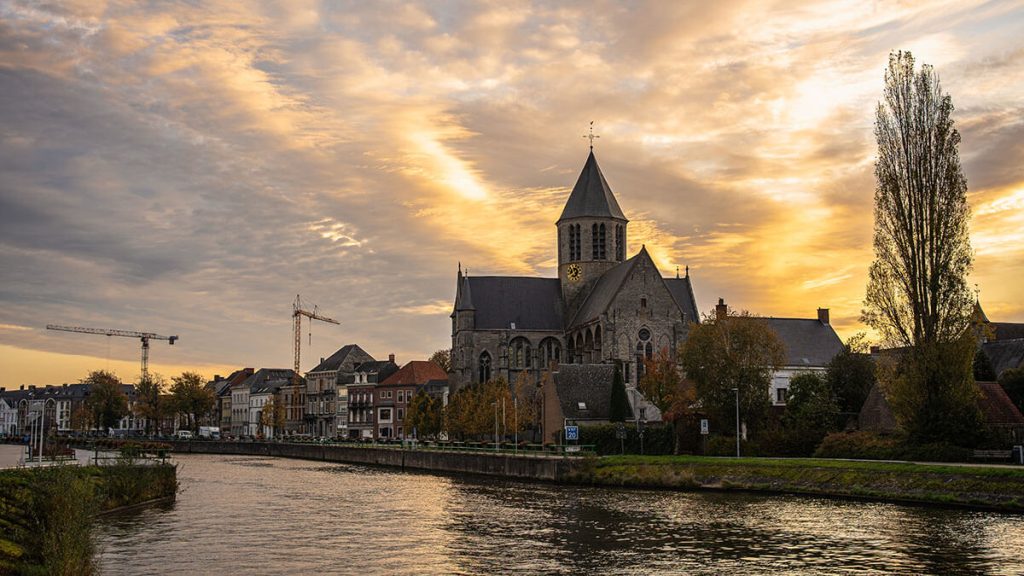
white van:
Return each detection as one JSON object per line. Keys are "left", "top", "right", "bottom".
{"left": 176, "top": 430, "right": 194, "bottom": 440}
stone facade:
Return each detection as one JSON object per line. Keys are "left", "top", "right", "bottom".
{"left": 450, "top": 151, "right": 699, "bottom": 400}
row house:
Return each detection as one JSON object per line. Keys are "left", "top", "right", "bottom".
{"left": 0, "top": 383, "right": 142, "bottom": 435}
{"left": 305, "top": 345, "right": 374, "bottom": 437}
{"left": 206, "top": 368, "right": 253, "bottom": 431}
{"left": 346, "top": 358, "right": 400, "bottom": 440}
{"left": 230, "top": 368, "right": 298, "bottom": 437}
{"left": 372, "top": 361, "right": 448, "bottom": 440}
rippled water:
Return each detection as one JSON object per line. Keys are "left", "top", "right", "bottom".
{"left": 95, "top": 454, "right": 1024, "bottom": 575}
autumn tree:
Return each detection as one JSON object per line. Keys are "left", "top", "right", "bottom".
{"left": 783, "top": 372, "right": 839, "bottom": 452}
{"left": 512, "top": 371, "right": 541, "bottom": 437}
{"left": 135, "top": 374, "right": 167, "bottom": 435}
{"left": 83, "top": 370, "right": 129, "bottom": 431}
{"left": 862, "top": 51, "right": 979, "bottom": 444}
{"left": 638, "top": 347, "right": 695, "bottom": 453}
{"left": 825, "top": 333, "right": 877, "bottom": 415}
{"left": 259, "top": 394, "right": 285, "bottom": 439}
{"left": 406, "top": 390, "right": 443, "bottom": 439}
{"left": 429, "top": 349, "right": 452, "bottom": 373}
{"left": 681, "top": 311, "right": 784, "bottom": 435}
{"left": 169, "top": 372, "right": 215, "bottom": 432}
{"left": 444, "top": 379, "right": 512, "bottom": 441}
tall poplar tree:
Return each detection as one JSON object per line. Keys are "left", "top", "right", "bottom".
{"left": 862, "top": 51, "right": 980, "bottom": 443}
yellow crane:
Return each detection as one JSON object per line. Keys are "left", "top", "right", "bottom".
{"left": 45, "top": 324, "right": 178, "bottom": 380}
{"left": 292, "top": 295, "right": 340, "bottom": 434}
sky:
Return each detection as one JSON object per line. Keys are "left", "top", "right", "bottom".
{"left": 1, "top": 0, "right": 1023, "bottom": 387}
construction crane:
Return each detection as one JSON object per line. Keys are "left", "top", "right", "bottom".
{"left": 45, "top": 324, "right": 178, "bottom": 381}
{"left": 292, "top": 295, "right": 340, "bottom": 435}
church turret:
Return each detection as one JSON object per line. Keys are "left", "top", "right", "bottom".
{"left": 557, "top": 151, "right": 629, "bottom": 304}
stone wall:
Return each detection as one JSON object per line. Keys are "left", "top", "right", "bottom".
{"left": 168, "top": 441, "right": 572, "bottom": 481}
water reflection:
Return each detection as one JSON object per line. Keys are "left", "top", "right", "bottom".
{"left": 95, "top": 455, "right": 1024, "bottom": 575}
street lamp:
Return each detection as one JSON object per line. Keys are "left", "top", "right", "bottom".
{"left": 732, "top": 387, "right": 740, "bottom": 457}
{"left": 492, "top": 401, "right": 498, "bottom": 451}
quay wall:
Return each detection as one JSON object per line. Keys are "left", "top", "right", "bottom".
{"left": 168, "top": 441, "right": 573, "bottom": 481}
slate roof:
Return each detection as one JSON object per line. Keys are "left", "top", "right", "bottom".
{"left": 978, "top": 382, "right": 1024, "bottom": 425}
{"left": 993, "top": 323, "right": 1024, "bottom": 341}
{"left": 380, "top": 361, "right": 448, "bottom": 387}
{"left": 454, "top": 272, "right": 475, "bottom": 311}
{"left": 553, "top": 364, "right": 629, "bottom": 421}
{"left": 982, "top": 339, "right": 1024, "bottom": 376}
{"left": 557, "top": 152, "right": 627, "bottom": 223}
{"left": 308, "top": 344, "right": 374, "bottom": 374}
{"left": 764, "top": 318, "right": 844, "bottom": 367}
{"left": 241, "top": 368, "right": 299, "bottom": 393}
{"left": 464, "top": 276, "right": 563, "bottom": 330}
{"left": 569, "top": 252, "right": 640, "bottom": 327}
{"left": 342, "top": 360, "right": 401, "bottom": 385}
{"left": 664, "top": 276, "right": 700, "bottom": 324}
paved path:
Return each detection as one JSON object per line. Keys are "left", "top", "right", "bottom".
{"left": 0, "top": 443, "right": 25, "bottom": 468}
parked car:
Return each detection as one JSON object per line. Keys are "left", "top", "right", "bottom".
{"left": 176, "top": 430, "right": 194, "bottom": 440}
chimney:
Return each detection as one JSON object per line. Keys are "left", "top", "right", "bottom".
{"left": 20, "top": 385, "right": 25, "bottom": 391}
{"left": 389, "top": 353, "right": 395, "bottom": 363}
{"left": 29, "top": 385, "right": 36, "bottom": 391}
{"left": 214, "top": 374, "right": 222, "bottom": 381}
{"left": 0, "top": 387, "right": 5, "bottom": 393}
{"left": 817, "top": 308, "right": 830, "bottom": 325}
{"left": 715, "top": 298, "right": 728, "bottom": 320}
{"left": 320, "top": 357, "right": 325, "bottom": 364}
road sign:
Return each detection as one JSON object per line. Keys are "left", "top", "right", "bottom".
{"left": 565, "top": 425, "right": 579, "bottom": 441}
{"left": 615, "top": 422, "right": 627, "bottom": 440}
{"left": 700, "top": 419, "right": 709, "bottom": 435}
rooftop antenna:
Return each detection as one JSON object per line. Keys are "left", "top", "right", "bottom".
{"left": 582, "top": 120, "right": 600, "bottom": 151}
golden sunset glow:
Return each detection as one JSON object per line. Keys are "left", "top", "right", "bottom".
{"left": 1, "top": 1, "right": 1022, "bottom": 385}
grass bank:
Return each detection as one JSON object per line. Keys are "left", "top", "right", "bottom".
{"left": 0, "top": 464, "right": 177, "bottom": 575}
{"left": 567, "top": 455, "right": 1024, "bottom": 512}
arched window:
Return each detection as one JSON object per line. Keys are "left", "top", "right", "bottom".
{"left": 575, "top": 333, "right": 585, "bottom": 363}
{"left": 592, "top": 223, "right": 599, "bottom": 259}
{"left": 636, "top": 341, "right": 646, "bottom": 380}
{"left": 478, "top": 352, "right": 492, "bottom": 383}
{"left": 594, "top": 325, "right": 602, "bottom": 354}
{"left": 645, "top": 342, "right": 653, "bottom": 360}
{"left": 509, "top": 337, "right": 531, "bottom": 369}
{"left": 615, "top": 225, "right": 624, "bottom": 261}
{"left": 539, "top": 337, "right": 561, "bottom": 368}
{"left": 599, "top": 224, "right": 606, "bottom": 260}
{"left": 568, "top": 225, "right": 577, "bottom": 263}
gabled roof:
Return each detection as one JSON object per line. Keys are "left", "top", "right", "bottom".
{"left": 982, "top": 339, "right": 1024, "bottom": 376}
{"left": 978, "top": 382, "right": 1024, "bottom": 425}
{"left": 308, "top": 344, "right": 375, "bottom": 374}
{"left": 552, "top": 364, "right": 627, "bottom": 421}
{"left": 464, "top": 276, "right": 563, "bottom": 330}
{"left": 380, "top": 361, "right": 448, "bottom": 387}
{"left": 664, "top": 276, "right": 700, "bottom": 324}
{"left": 453, "top": 270, "right": 475, "bottom": 312}
{"left": 341, "top": 360, "right": 401, "bottom": 385}
{"left": 557, "top": 151, "right": 627, "bottom": 223}
{"left": 569, "top": 251, "right": 640, "bottom": 327}
{"left": 240, "top": 368, "right": 298, "bottom": 394}
{"left": 763, "top": 318, "right": 844, "bottom": 367}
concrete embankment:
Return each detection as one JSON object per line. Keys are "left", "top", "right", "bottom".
{"left": 167, "top": 442, "right": 1024, "bottom": 512}
{"left": 169, "top": 441, "right": 575, "bottom": 481}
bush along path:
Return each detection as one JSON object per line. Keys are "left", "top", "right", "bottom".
{"left": 0, "top": 463, "right": 177, "bottom": 575}
{"left": 566, "top": 455, "right": 1024, "bottom": 512}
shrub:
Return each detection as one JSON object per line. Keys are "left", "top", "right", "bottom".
{"left": 580, "top": 423, "right": 673, "bottom": 456}
{"left": 813, "top": 431, "right": 973, "bottom": 462}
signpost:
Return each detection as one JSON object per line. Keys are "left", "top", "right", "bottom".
{"left": 700, "top": 418, "right": 709, "bottom": 455}
{"left": 565, "top": 425, "right": 579, "bottom": 441}
{"left": 615, "top": 422, "right": 627, "bottom": 454}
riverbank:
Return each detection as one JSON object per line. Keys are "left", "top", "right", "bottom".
{"left": 164, "top": 440, "right": 1024, "bottom": 512}
{"left": 571, "top": 455, "right": 1024, "bottom": 512}
{"left": 0, "top": 463, "right": 177, "bottom": 574}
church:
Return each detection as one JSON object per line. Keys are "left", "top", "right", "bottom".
{"left": 449, "top": 151, "right": 700, "bottom": 393}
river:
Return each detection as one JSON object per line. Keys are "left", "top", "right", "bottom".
{"left": 95, "top": 454, "right": 1024, "bottom": 575}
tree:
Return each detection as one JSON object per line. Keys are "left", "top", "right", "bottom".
{"left": 784, "top": 373, "right": 839, "bottom": 438}
{"left": 638, "top": 346, "right": 696, "bottom": 453}
{"left": 862, "top": 52, "right": 980, "bottom": 444}
{"left": 608, "top": 362, "right": 631, "bottom": 422}
{"left": 999, "top": 368, "right": 1024, "bottom": 413}
{"left": 862, "top": 51, "right": 974, "bottom": 349}
{"left": 259, "top": 394, "right": 285, "bottom": 439}
{"left": 973, "top": 349, "right": 997, "bottom": 382}
{"left": 681, "top": 311, "right": 784, "bottom": 435}
{"left": 429, "top": 349, "right": 452, "bottom": 373}
{"left": 169, "top": 372, "right": 215, "bottom": 432}
{"left": 83, "top": 370, "right": 129, "bottom": 431}
{"left": 135, "top": 374, "right": 167, "bottom": 435}
{"left": 825, "top": 333, "right": 877, "bottom": 414}
{"left": 406, "top": 390, "right": 442, "bottom": 439}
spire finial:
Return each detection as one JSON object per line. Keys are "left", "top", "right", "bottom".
{"left": 685, "top": 265, "right": 689, "bottom": 277}
{"left": 458, "top": 261, "right": 462, "bottom": 274}
{"left": 974, "top": 283, "right": 980, "bottom": 302}
{"left": 582, "top": 120, "right": 600, "bottom": 151}
{"left": 676, "top": 266, "right": 680, "bottom": 279}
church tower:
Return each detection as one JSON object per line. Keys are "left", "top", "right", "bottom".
{"left": 557, "top": 151, "right": 629, "bottom": 305}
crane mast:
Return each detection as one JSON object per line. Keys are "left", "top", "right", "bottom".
{"left": 45, "top": 324, "right": 178, "bottom": 380}
{"left": 292, "top": 295, "right": 340, "bottom": 435}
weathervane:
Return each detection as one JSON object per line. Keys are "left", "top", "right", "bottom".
{"left": 582, "top": 121, "right": 600, "bottom": 151}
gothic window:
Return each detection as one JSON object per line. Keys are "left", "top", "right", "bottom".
{"left": 641, "top": 297, "right": 647, "bottom": 309}
{"left": 539, "top": 338, "right": 561, "bottom": 368}
{"left": 509, "top": 337, "right": 531, "bottom": 369}
{"left": 479, "top": 351, "right": 492, "bottom": 383}
{"left": 645, "top": 342, "right": 653, "bottom": 360}
{"left": 599, "top": 224, "right": 607, "bottom": 260}
{"left": 569, "top": 225, "right": 576, "bottom": 263}
{"left": 615, "top": 225, "right": 624, "bottom": 261}
{"left": 638, "top": 328, "right": 651, "bottom": 341}
{"left": 636, "top": 342, "right": 646, "bottom": 380}
{"left": 592, "top": 223, "right": 607, "bottom": 260}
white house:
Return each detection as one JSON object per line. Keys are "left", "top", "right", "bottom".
{"left": 764, "top": 309, "right": 844, "bottom": 405}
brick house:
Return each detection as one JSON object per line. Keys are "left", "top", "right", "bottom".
{"left": 374, "top": 361, "right": 447, "bottom": 440}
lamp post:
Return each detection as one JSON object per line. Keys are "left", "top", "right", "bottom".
{"left": 492, "top": 401, "right": 498, "bottom": 451}
{"left": 732, "top": 387, "right": 740, "bottom": 458}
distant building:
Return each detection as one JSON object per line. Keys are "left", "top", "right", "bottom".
{"left": 374, "top": 360, "right": 447, "bottom": 440}
{"left": 0, "top": 382, "right": 140, "bottom": 435}
{"left": 975, "top": 302, "right": 1024, "bottom": 376}
{"left": 207, "top": 368, "right": 253, "bottom": 432}
{"left": 231, "top": 368, "right": 297, "bottom": 437}
{"left": 344, "top": 357, "right": 400, "bottom": 440}
{"left": 306, "top": 345, "right": 375, "bottom": 437}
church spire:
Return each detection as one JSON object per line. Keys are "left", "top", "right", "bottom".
{"left": 557, "top": 151, "right": 628, "bottom": 224}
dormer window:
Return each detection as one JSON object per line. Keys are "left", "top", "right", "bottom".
{"left": 577, "top": 401, "right": 588, "bottom": 410}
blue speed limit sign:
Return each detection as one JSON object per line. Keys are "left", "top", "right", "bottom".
{"left": 565, "top": 426, "right": 579, "bottom": 441}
